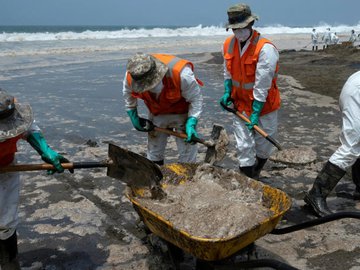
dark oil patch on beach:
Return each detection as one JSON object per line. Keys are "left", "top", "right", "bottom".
{"left": 307, "top": 247, "right": 360, "bottom": 270}
{"left": 280, "top": 46, "right": 360, "bottom": 99}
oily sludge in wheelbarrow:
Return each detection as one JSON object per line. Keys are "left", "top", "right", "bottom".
{"left": 126, "top": 163, "right": 291, "bottom": 261}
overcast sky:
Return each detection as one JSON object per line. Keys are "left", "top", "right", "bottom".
{"left": 1, "top": 0, "right": 360, "bottom": 27}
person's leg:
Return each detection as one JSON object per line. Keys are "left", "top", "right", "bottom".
{"left": 304, "top": 161, "right": 345, "bottom": 216}
{"left": 233, "top": 116, "right": 257, "bottom": 177}
{"left": 352, "top": 158, "right": 360, "bottom": 199}
{"left": 172, "top": 114, "right": 198, "bottom": 163}
{"left": 0, "top": 231, "right": 20, "bottom": 270}
{"left": 147, "top": 115, "right": 169, "bottom": 164}
{"left": 253, "top": 110, "right": 278, "bottom": 180}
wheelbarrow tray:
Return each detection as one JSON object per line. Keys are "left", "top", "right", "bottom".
{"left": 126, "top": 163, "right": 292, "bottom": 261}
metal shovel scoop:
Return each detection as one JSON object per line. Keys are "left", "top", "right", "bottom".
{"left": 0, "top": 143, "right": 164, "bottom": 195}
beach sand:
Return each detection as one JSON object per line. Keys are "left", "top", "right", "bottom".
{"left": 2, "top": 35, "right": 360, "bottom": 269}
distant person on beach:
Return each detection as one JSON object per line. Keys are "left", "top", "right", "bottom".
{"left": 0, "top": 89, "right": 71, "bottom": 269}
{"left": 349, "top": 29, "right": 357, "bottom": 44}
{"left": 311, "top": 28, "right": 319, "bottom": 51}
{"left": 219, "top": 3, "right": 280, "bottom": 180}
{"left": 330, "top": 32, "right": 339, "bottom": 45}
{"left": 304, "top": 71, "right": 360, "bottom": 217}
{"left": 322, "top": 28, "right": 332, "bottom": 49}
{"left": 123, "top": 53, "right": 203, "bottom": 165}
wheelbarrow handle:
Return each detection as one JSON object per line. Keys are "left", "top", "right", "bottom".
{"left": 220, "top": 101, "right": 282, "bottom": 151}
{"left": 0, "top": 161, "right": 110, "bottom": 173}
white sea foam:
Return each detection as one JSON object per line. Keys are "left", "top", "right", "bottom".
{"left": 1, "top": 23, "right": 360, "bottom": 42}
{"left": 1, "top": 23, "right": 359, "bottom": 73}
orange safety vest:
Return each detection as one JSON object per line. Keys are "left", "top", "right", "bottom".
{"left": 223, "top": 30, "right": 281, "bottom": 116}
{"left": 127, "top": 54, "right": 203, "bottom": 116}
{"left": 0, "top": 135, "right": 22, "bottom": 166}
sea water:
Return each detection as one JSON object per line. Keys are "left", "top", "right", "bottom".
{"left": 0, "top": 24, "right": 358, "bottom": 158}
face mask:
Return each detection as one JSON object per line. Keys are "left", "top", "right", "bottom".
{"left": 233, "top": 28, "right": 251, "bottom": 42}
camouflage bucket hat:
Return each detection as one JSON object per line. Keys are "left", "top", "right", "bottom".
{"left": 225, "top": 3, "right": 259, "bottom": 31}
{"left": 0, "top": 89, "right": 33, "bottom": 141}
{"left": 126, "top": 53, "right": 168, "bottom": 93}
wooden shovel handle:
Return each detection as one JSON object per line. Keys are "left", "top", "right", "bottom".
{"left": 234, "top": 111, "right": 268, "bottom": 137}
{"left": 153, "top": 126, "right": 213, "bottom": 147}
{"left": 234, "top": 111, "right": 282, "bottom": 150}
{"left": 220, "top": 101, "right": 282, "bottom": 151}
{"left": 0, "top": 161, "right": 109, "bottom": 173}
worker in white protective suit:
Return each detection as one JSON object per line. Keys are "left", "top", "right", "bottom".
{"left": 331, "top": 32, "right": 339, "bottom": 45}
{"left": 219, "top": 3, "right": 280, "bottom": 180}
{"left": 304, "top": 71, "right": 360, "bottom": 217}
{"left": 122, "top": 53, "right": 203, "bottom": 165}
{"left": 349, "top": 29, "right": 357, "bottom": 44}
{"left": 0, "top": 89, "right": 71, "bottom": 269}
{"left": 311, "top": 28, "right": 319, "bottom": 51}
{"left": 322, "top": 28, "right": 332, "bottom": 49}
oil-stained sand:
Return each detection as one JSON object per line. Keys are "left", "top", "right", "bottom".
{"left": 136, "top": 164, "right": 274, "bottom": 239}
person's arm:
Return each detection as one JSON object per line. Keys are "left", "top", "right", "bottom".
{"left": 219, "top": 44, "right": 233, "bottom": 107}
{"left": 24, "top": 121, "right": 71, "bottom": 174}
{"left": 246, "top": 43, "right": 279, "bottom": 130}
{"left": 180, "top": 65, "right": 203, "bottom": 142}
{"left": 122, "top": 72, "right": 153, "bottom": 132}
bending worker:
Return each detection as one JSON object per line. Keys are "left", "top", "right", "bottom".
{"left": 220, "top": 3, "right": 280, "bottom": 180}
{"left": 123, "top": 53, "right": 203, "bottom": 165}
{"left": 0, "top": 88, "right": 71, "bottom": 269}
{"left": 304, "top": 71, "right": 360, "bottom": 217}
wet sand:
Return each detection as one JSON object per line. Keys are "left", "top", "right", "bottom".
{"left": 5, "top": 43, "right": 360, "bottom": 269}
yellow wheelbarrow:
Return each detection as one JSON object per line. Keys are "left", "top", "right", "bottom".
{"left": 126, "top": 163, "right": 360, "bottom": 269}
{"left": 126, "top": 163, "right": 291, "bottom": 261}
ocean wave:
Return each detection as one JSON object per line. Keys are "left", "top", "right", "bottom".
{"left": 1, "top": 23, "right": 360, "bottom": 42}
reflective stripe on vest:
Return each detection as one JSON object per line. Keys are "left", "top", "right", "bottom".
{"left": 227, "top": 35, "right": 279, "bottom": 91}
{"left": 128, "top": 54, "right": 192, "bottom": 115}
{"left": 223, "top": 30, "right": 281, "bottom": 116}
{"left": 0, "top": 135, "right": 22, "bottom": 167}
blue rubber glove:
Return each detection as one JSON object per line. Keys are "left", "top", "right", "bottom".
{"left": 246, "top": 100, "right": 265, "bottom": 131}
{"left": 219, "top": 79, "right": 233, "bottom": 108}
{"left": 126, "top": 108, "right": 154, "bottom": 132}
{"left": 185, "top": 117, "right": 199, "bottom": 143}
{"left": 27, "top": 131, "right": 72, "bottom": 175}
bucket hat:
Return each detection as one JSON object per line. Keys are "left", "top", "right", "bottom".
{"left": 0, "top": 89, "right": 33, "bottom": 141}
{"left": 126, "top": 53, "right": 168, "bottom": 93}
{"left": 225, "top": 3, "right": 259, "bottom": 31}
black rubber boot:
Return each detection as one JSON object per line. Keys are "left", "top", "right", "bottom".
{"left": 240, "top": 165, "right": 255, "bottom": 178}
{"left": 253, "top": 157, "right": 268, "bottom": 180}
{"left": 352, "top": 158, "right": 360, "bottom": 200}
{"left": 0, "top": 231, "right": 20, "bottom": 270}
{"left": 304, "top": 161, "right": 345, "bottom": 217}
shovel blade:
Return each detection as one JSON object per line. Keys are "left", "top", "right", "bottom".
{"left": 107, "top": 143, "right": 163, "bottom": 189}
{"left": 204, "top": 125, "right": 226, "bottom": 164}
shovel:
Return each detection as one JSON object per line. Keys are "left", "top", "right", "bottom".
{"left": 152, "top": 124, "right": 227, "bottom": 164}
{"left": 220, "top": 102, "right": 282, "bottom": 151}
{"left": 0, "top": 143, "right": 164, "bottom": 192}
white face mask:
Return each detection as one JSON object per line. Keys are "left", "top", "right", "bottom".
{"left": 233, "top": 28, "right": 251, "bottom": 42}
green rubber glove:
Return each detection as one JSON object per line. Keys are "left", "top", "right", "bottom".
{"left": 246, "top": 100, "right": 265, "bottom": 131}
{"left": 185, "top": 117, "right": 199, "bottom": 143}
{"left": 126, "top": 108, "right": 154, "bottom": 132}
{"left": 219, "top": 79, "right": 233, "bottom": 108}
{"left": 27, "top": 131, "right": 72, "bottom": 175}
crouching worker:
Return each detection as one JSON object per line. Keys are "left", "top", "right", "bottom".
{"left": 304, "top": 71, "right": 360, "bottom": 217}
{"left": 122, "top": 53, "right": 203, "bottom": 165}
{"left": 0, "top": 88, "right": 72, "bottom": 269}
